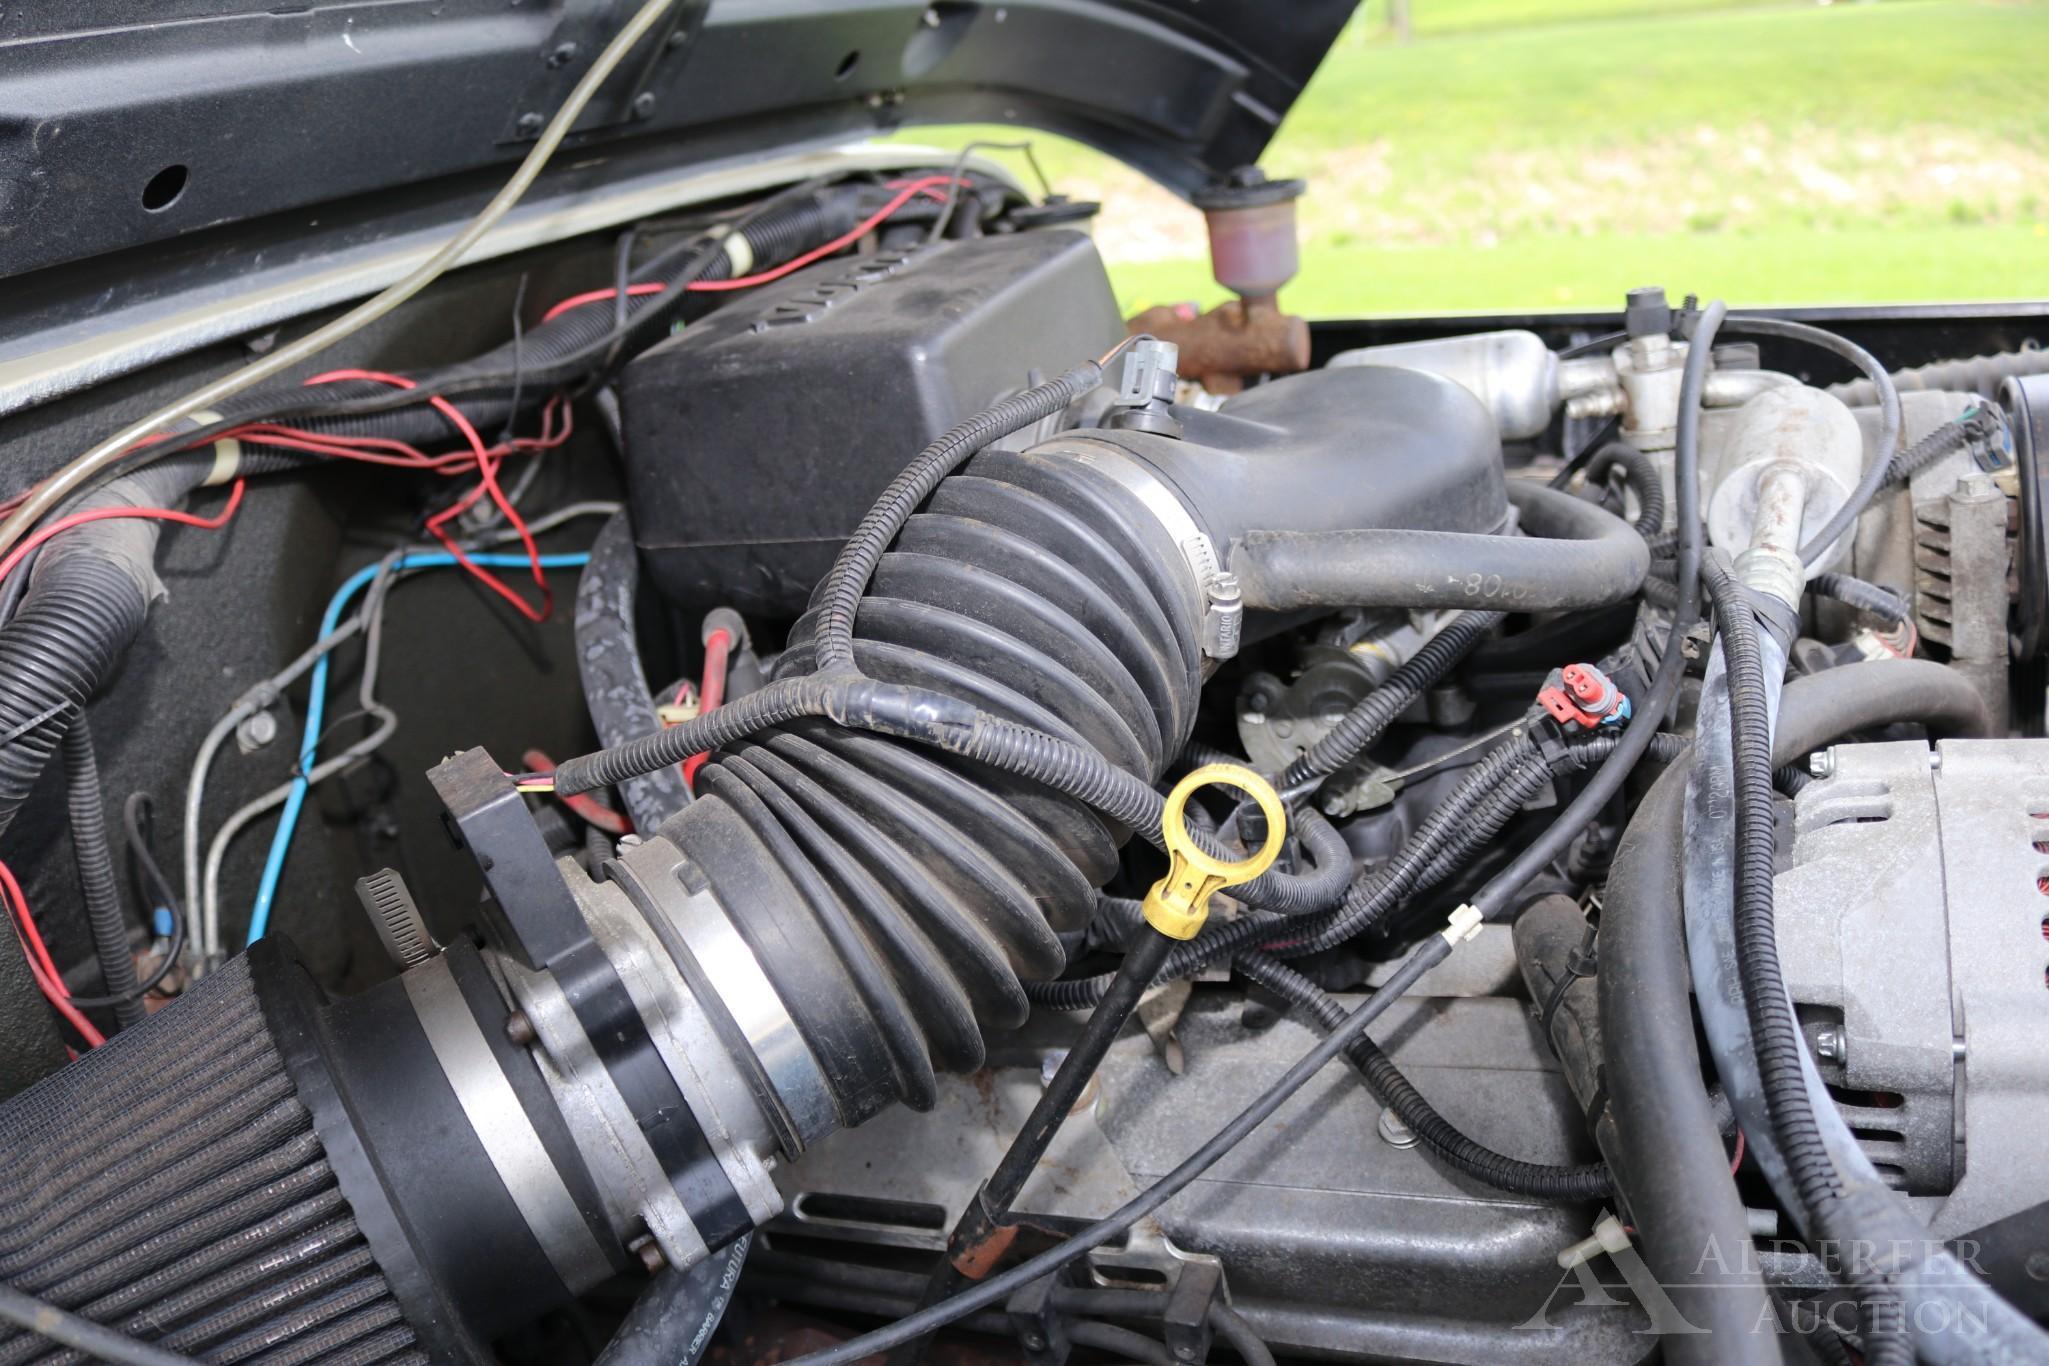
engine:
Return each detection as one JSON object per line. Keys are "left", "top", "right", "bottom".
{"left": 0, "top": 152, "right": 2043, "bottom": 1366}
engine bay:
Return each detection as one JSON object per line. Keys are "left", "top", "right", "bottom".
{"left": 0, "top": 26, "right": 2046, "bottom": 1364}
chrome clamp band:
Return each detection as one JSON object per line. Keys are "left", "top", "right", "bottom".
{"left": 404, "top": 956, "right": 614, "bottom": 1292}
{"left": 1043, "top": 437, "right": 1242, "bottom": 661}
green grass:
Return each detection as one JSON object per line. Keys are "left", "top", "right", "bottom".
{"left": 884, "top": 0, "right": 2049, "bottom": 316}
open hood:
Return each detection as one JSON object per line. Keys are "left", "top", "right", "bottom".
{"left": 0, "top": 0, "right": 1359, "bottom": 284}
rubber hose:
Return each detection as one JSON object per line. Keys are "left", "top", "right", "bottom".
{"left": 1700, "top": 561, "right": 1910, "bottom": 1365}
{"left": 1598, "top": 662, "right": 1989, "bottom": 1365}
{"left": 572, "top": 511, "right": 690, "bottom": 832}
{"left": 593, "top": 1234, "right": 748, "bottom": 1366}
{"left": 1235, "top": 951, "right": 1613, "bottom": 1200}
{"left": 1282, "top": 610, "right": 1504, "bottom": 786}
{"left": 1063, "top": 1321, "right": 1175, "bottom": 1365}
{"left": 1229, "top": 482, "right": 1649, "bottom": 614}
{"left": 1584, "top": 440, "right": 1665, "bottom": 538}
{"left": 1809, "top": 572, "right": 1910, "bottom": 628}
{"left": 1771, "top": 656, "right": 1989, "bottom": 756}
{"left": 60, "top": 720, "right": 143, "bottom": 1030}
{"left": 1827, "top": 345, "right": 2049, "bottom": 408}
{"left": 1600, "top": 769, "right": 1778, "bottom": 1361}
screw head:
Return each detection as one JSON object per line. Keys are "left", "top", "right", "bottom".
{"left": 1813, "top": 1024, "right": 1846, "bottom": 1065}
{"left": 631, "top": 91, "right": 657, "bottom": 119}
{"left": 235, "top": 710, "right": 279, "bottom": 752}
{"left": 545, "top": 41, "right": 578, "bottom": 68}
{"left": 505, "top": 1011, "right": 537, "bottom": 1046}
{"left": 1809, "top": 749, "right": 1836, "bottom": 779}
{"left": 1022, "top": 1333, "right": 1045, "bottom": 1351}
{"left": 1377, "top": 1107, "right": 1418, "bottom": 1149}
{"left": 1175, "top": 1346, "right": 1196, "bottom": 1361}
{"left": 632, "top": 1237, "right": 667, "bottom": 1274}
{"left": 515, "top": 111, "right": 545, "bottom": 139}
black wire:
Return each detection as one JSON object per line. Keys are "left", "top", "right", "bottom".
{"left": 1558, "top": 329, "right": 1626, "bottom": 360}
{"left": 1466, "top": 300, "right": 1722, "bottom": 920}
{"left": 66, "top": 794, "right": 183, "bottom": 1007}
{"left": 497, "top": 272, "right": 530, "bottom": 447}
{"left": 1546, "top": 412, "right": 1623, "bottom": 489}
{"left": 926, "top": 141, "right": 1048, "bottom": 244}
{"left": 783, "top": 934, "right": 1451, "bottom": 1366}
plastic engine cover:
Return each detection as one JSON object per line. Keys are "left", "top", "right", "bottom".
{"left": 620, "top": 229, "right": 1125, "bottom": 615}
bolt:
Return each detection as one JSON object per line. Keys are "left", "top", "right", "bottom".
{"left": 1813, "top": 1024, "right": 1846, "bottom": 1065}
{"left": 514, "top": 111, "right": 545, "bottom": 139}
{"left": 1377, "top": 1107, "right": 1418, "bottom": 1149}
{"left": 1809, "top": 749, "right": 1836, "bottom": 779}
{"left": 235, "top": 710, "right": 279, "bottom": 752}
{"left": 666, "top": 27, "right": 689, "bottom": 48}
{"left": 1271, "top": 720, "right": 1294, "bottom": 739}
{"left": 505, "top": 1011, "right": 537, "bottom": 1046}
{"left": 2025, "top": 1250, "right": 2049, "bottom": 1283}
{"left": 1039, "top": 1051, "right": 1067, "bottom": 1089}
{"left": 544, "top": 41, "right": 578, "bottom": 68}
{"left": 1175, "top": 1346, "right": 1196, "bottom": 1361}
{"left": 618, "top": 833, "right": 644, "bottom": 850}
{"left": 1021, "top": 1333, "right": 1045, "bottom": 1351}
{"left": 631, "top": 91, "right": 657, "bottom": 119}
{"left": 631, "top": 1236, "right": 667, "bottom": 1274}
{"left": 1956, "top": 471, "right": 1997, "bottom": 499}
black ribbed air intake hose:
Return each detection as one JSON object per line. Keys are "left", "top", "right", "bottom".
{"left": 640, "top": 434, "right": 1208, "bottom": 1124}
{"left": 0, "top": 957, "right": 419, "bottom": 1366}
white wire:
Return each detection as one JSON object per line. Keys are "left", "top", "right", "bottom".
{"left": 0, "top": 0, "right": 675, "bottom": 559}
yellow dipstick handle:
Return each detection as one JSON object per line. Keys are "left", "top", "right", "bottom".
{"left": 1142, "top": 764, "right": 1287, "bottom": 941}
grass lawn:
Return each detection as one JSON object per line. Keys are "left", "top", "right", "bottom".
{"left": 885, "top": 0, "right": 2049, "bottom": 317}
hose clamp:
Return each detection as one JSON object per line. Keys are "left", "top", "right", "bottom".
{"left": 1047, "top": 438, "right": 1240, "bottom": 662}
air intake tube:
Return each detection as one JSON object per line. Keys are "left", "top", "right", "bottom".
{"left": 0, "top": 358, "right": 1650, "bottom": 1359}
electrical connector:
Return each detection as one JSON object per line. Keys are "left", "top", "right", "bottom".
{"left": 1536, "top": 661, "right": 1632, "bottom": 730}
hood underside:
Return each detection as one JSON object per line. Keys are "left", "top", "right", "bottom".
{"left": 0, "top": 0, "right": 1359, "bottom": 284}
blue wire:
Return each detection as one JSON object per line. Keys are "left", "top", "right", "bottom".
{"left": 245, "top": 551, "right": 592, "bottom": 947}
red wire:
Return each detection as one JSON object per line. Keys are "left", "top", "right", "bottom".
{"left": 520, "top": 749, "right": 633, "bottom": 835}
{"left": 536, "top": 176, "right": 963, "bottom": 323}
{"left": 304, "top": 370, "right": 553, "bottom": 622}
{"left": 1730, "top": 1128, "right": 1746, "bottom": 1173}
{"left": 0, "top": 858, "right": 106, "bottom": 1049}
{"left": 681, "top": 627, "right": 733, "bottom": 792}
{"left": 0, "top": 480, "right": 247, "bottom": 588}
{"left": 540, "top": 282, "right": 666, "bottom": 326}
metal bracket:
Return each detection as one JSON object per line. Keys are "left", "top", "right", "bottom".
{"left": 1006, "top": 1274, "right": 1072, "bottom": 1365}
{"left": 1162, "top": 1259, "right": 1224, "bottom": 1363}
{"left": 428, "top": 747, "right": 590, "bottom": 971}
